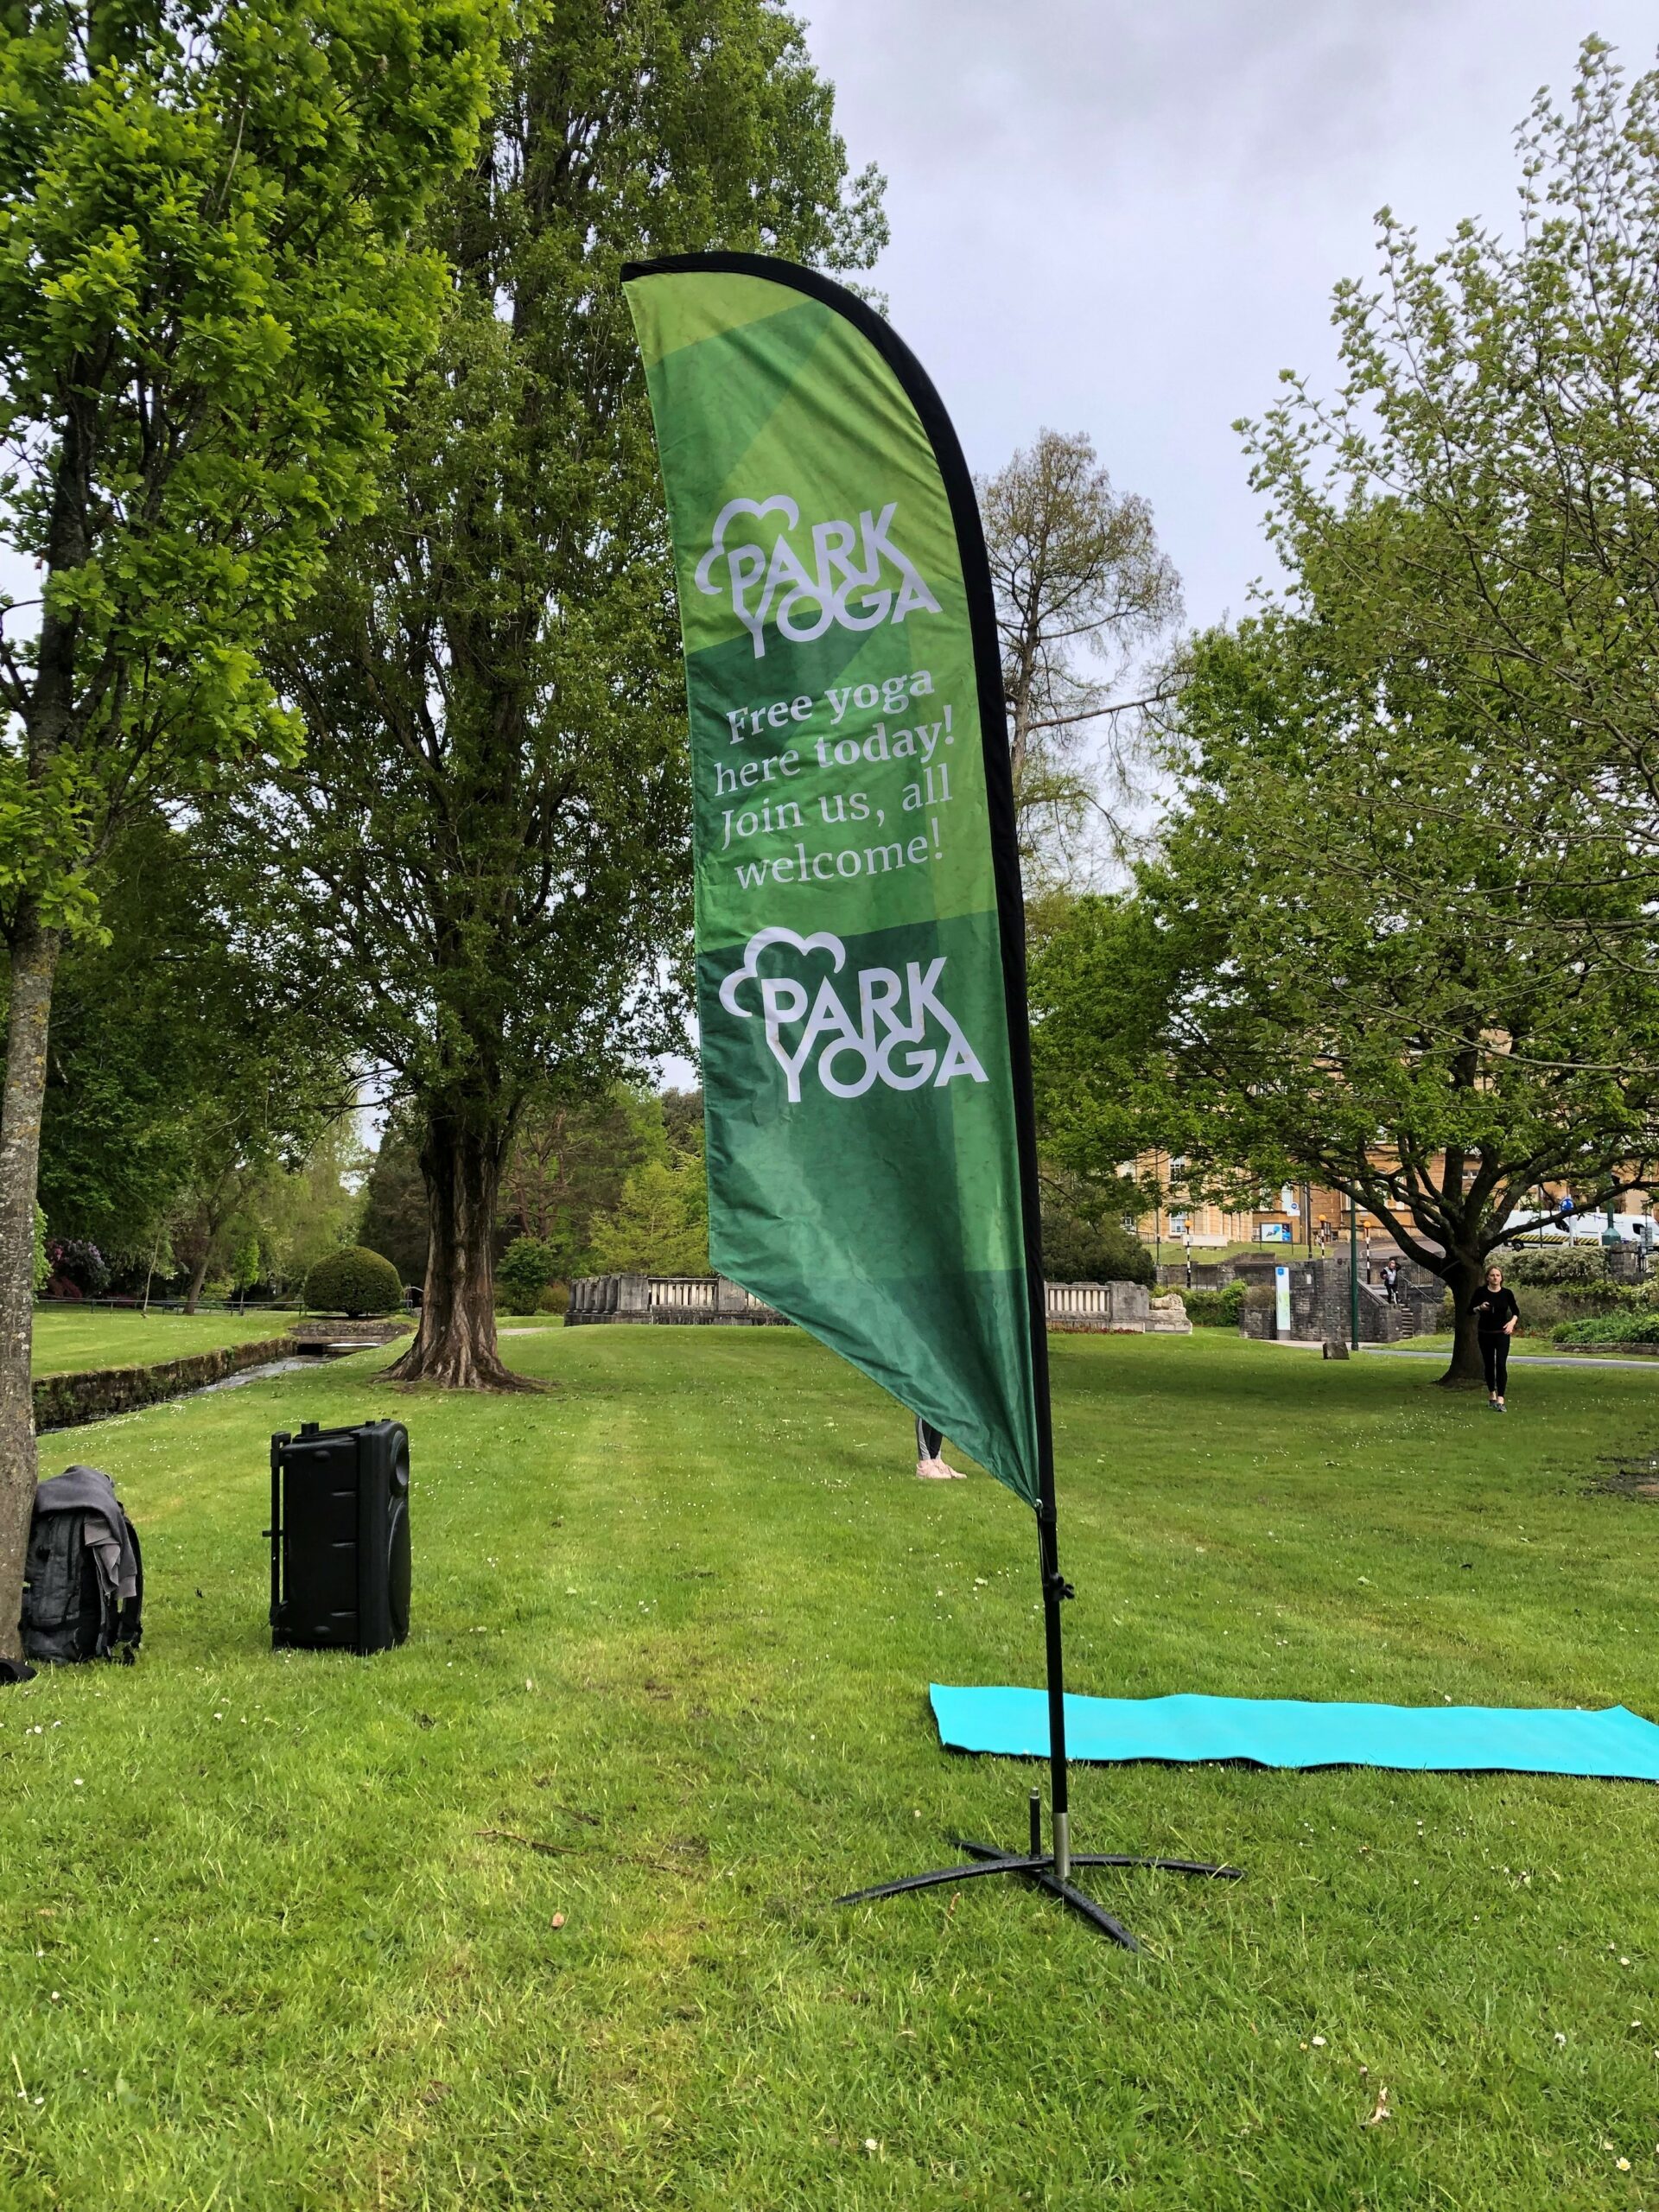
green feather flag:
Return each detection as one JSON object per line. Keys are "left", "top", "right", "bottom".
{"left": 623, "top": 256, "right": 1047, "bottom": 1510}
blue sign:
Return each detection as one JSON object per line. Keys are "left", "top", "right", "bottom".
{"left": 1260, "top": 1223, "right": 1292, "bottom": 1244}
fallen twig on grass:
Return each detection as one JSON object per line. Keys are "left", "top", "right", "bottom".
{"left": 475, "top": 1827, "right": 683, "bottom": 1877}
{"left": 476, "top": 1827, "right": 580, "bottom": 1859}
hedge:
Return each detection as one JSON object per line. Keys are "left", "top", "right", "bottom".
{"left": 1551, "top": 1311, "right": 1659, "bottom": 1348}
{"left": 1185, "top": 1282, "right": 1246, "bottom": 1328}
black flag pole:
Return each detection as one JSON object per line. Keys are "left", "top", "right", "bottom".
{"left": 836, "top": 1213, "right": 1243, "bottom": 1944}
{"left": 836, "top": 1153, "right": 1243, "bottom": 1945}
{"left": 832, "top": 330, "right": 1242, "bottom": 1948}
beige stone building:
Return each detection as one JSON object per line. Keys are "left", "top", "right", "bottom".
{"left": 1122, "top": 1152, "right": 1652, "bottom": 1256}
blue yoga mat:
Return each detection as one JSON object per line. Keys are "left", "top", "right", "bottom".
{"left": 930, "top": 1685, "right": 1659, "bottom": 1783}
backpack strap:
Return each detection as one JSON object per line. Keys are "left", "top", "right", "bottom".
{"left": 112, "top": 1519, "right": 143, "bottom": 1662}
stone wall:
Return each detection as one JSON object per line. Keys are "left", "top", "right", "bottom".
{"left": 1046, "top": 1281, "right": 1150, "bottom": 1332}
{"left": 291, "top": 1318, "right": 410, "bottom": 1345}
{"left": 34, "top": 1334, "right": 299, "bottom": 1433}
{"left": 1228, "top": 1255, "right": 1444, "bottom": 1344}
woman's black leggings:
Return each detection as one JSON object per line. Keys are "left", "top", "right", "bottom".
{"left": 916, "top": 1416, "right": 943, "bottom": 1459}
{"left": 1480, "top": 1333, "right": 1510, "bottom": 1396}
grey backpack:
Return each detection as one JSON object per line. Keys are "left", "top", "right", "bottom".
{"left": 20, "top": 1471, "right": 143, "bottom": 1665}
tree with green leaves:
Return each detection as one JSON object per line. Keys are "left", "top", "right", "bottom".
{"left": 165, "top": 1083, "right": 364, "bottom": 1312}
{"left": 586, "top": 1108, "right": 708, "bottom": 1277}
{"left": 1031, "top": 615, "right": 1659, "bottom": 1386}
{"left": 359, "top": 1108, "right": 432, "bottom": 1287}
{"left": 497, "top": 1083, "right": 671, "bottom": 1277}
{"left": 495, "top": 1236, "right": 556, "bottom": 1315}
{"left": 244, "top": 1116, "right": 371, "bottom": 1296}
{"left": 1241, "top": 36, "right": 1659, "bottom": 918}
{"left": 979, "top": 429, "right": 1179, "bottom": 879}
{"left": 1038, "top": 1205, "right": 1154, "bottom": 1289}
{"left": 0, "top": 0, "right": 498, "bottom": 1650}
{"left": 41, "top": 810, "right": 359, "bottom": 1306}
{"left": 250, "top": 0, "right": 884, "bottom": 1389}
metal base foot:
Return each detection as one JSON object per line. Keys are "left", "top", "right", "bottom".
{"left": 836, "top": 1797, "right": 1242, "bottom": 1951}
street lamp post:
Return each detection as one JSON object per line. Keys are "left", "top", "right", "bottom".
{"left": 1349, "top": 1197, "right": 1360, "bottom": 1351}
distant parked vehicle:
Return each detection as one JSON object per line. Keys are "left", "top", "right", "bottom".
{"left": 1503, "top": 1208, "right": 1653, "bottom": 1246}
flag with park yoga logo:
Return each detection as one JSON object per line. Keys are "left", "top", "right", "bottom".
{"left": 622, "top": 254, "right": 1046, "bottom": 1510}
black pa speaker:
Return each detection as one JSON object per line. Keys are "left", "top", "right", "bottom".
{"left": 269, "top": 1419, "right": 410, "bottom": 1654}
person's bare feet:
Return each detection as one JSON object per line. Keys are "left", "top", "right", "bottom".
{"left": 916, "top": 1456, "right": 962, "bottom": 1480}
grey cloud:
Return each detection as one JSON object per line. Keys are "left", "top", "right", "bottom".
{"left": 802, "top": 3, "right": 1659, "bottom": 627}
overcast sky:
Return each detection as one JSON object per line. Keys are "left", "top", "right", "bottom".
{"left": 797, "top": 1, "right": 1658, "bottom": 632}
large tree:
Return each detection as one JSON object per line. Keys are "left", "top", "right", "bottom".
{"left": 252, "top": 0, "right": 885, "bottom": 1388}
{"left": 0, "top": 0, "right": 496, "bottom": 1653}
{"left": 1031, "top": 38, "right": 1659, "bottom": 1389}
{"left": 1031, "top": 616, "right": 1659, "bottom": 1386}
{"left": 979, "top": 429, "right": 1179, "bottom": 879}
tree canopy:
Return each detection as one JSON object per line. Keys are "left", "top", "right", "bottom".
{"left": 41, "top": 810, "right": 357, "bottom": 1305}
{"left": 1241, "top": 37, "right": 1659, "bottom": 919}
{"left": 979, "top": 428, "right": 1179, "bottom": 879}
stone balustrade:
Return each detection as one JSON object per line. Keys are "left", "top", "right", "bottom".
{"left": 566, "top": 1274, "right": 1186, "bottom": 1334}
{"left": 565, "top": 1274, "right": 787, "bottom": 1326}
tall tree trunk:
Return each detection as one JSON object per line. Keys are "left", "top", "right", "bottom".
{"left": 182, "top": 1243, "right": 213, "bottom": 1316}
{"left": 0, "top": 913, "right": 61, "bottom": 1660}
{"left": 387, "top": 1093, "right": 532, "bottom": 1390}
{"left": 1437, "top": 1250, "right": 1488, "bottom": 1389}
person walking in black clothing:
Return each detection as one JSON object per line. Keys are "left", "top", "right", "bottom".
{"left": 1471, "top": 1264, "right": 1520, "bottom": 1410}
{"left": 1382, "top": 1258, "right": 1400, "bottom": 1305}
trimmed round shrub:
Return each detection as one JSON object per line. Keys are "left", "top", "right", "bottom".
{"left": 304, "top": 1246, "right": 403, "bottom": 1317}
{"left": 1040, "top": 1211, "right": 1156, "bottom": 1287}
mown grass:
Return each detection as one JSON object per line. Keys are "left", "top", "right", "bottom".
{"left": 30, "top": 1307, "right": 294, "bottom": 1377}
{"left": 3, "top": 1329, "right": 1659, "bottom": 2210}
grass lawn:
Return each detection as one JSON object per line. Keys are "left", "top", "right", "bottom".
{"left": 30, "top": 1307, "right": 296, "bottom": 1378}
{"left": 4, "top": 1331, "right": 1659, "bottom": 2209}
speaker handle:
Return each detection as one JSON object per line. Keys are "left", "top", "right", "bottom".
{"left": 267, "top": 1432, "right": 289, "bottom": 1630}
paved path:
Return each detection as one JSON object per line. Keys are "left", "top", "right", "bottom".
{"left": 1255, "top": 1338, "right": 1657, "bottom": 1373}
{"left": 1363, "top": 1347, "right": 1659, "bottom": 1373}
